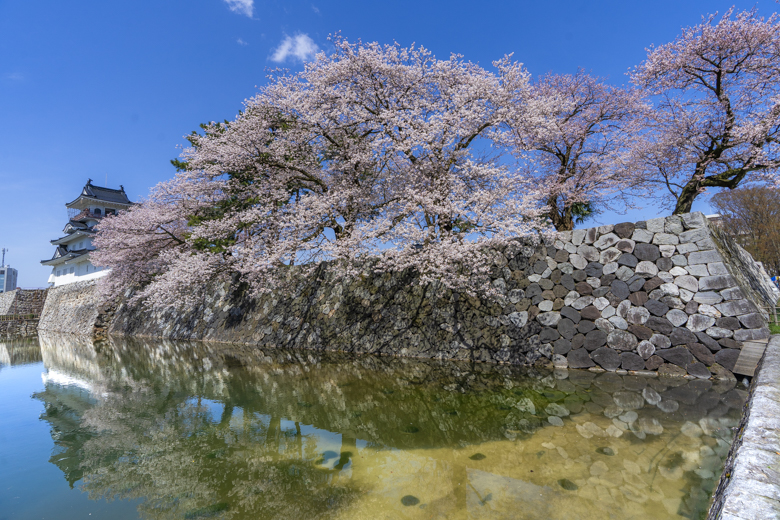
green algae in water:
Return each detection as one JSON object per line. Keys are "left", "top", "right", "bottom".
{"left": 184, "top": 502, "right": 230, "bottom": 519}
{"left": 469, "top": 453, "right": 486, "bottom": 460}
{"left": 558, "top": 479, "right": 578, "bottom": 491}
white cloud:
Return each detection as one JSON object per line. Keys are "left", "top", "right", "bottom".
{"left": 5, "top": 72, "right": 23, "bottom": 81}
{"left": 270, "top": 34, "right": 319, "bottom": 63}
{"left": 237, "top": 38, "right": 248, "bottom": 46}
{"left": 312, "top": 5, "right": 320, "bottom": 14}
{"left": 223, "top": 0, "right": 253, "bottom": 17}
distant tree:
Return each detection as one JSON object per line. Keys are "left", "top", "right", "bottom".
{"left": 630, "top": 8, "right": 780, "bottom": 215}
{"left": 93, "top": 37, "right": 555, "bottom": 308}
{"left": 516, "top": 70, "right": 646, "bottom": 230}
{"left": 710, "top": 185, "right": 780, "bottom": 277}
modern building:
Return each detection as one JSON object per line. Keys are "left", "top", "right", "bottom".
{"left": 0, "top": 266, "right": 18, "bottom": 293}
{"left": 42, "top": 180, "right": 132, "bottom": 287}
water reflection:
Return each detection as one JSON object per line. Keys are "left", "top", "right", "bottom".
{"left": 32, "top": 332, "right": 746, "bottom": 519}
{"left": 0, "top": 337, "right": 42, "bottom": 367}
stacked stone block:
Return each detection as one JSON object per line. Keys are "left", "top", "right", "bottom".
{"left": 543, "top": 212, "right": 770, "bottom": 379}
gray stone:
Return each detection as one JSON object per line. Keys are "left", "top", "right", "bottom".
{"left": 715, "top": 349, "right": 740, "bottom": 371}
{"left": 537, "top": 312, "right": 562, "bottom": 327}
{"left": 637, "top": 340, "right": 656, "bottom": 359}
{"left": 733, "top": 328, "right": 770, "bottom": 341}
{"left": 695, "top": 331, "right": 722, "bottom": 352}
{"left": 577, "top": 320, "right": 595, "bottom": 334}
{"left": 699, "top": 275, "right": 736, "bottom": 291}
{"left": 628, "top": 291, "right": 648, "bottom": 306}
{"left": 720, "top": 287, "right": 745, "bottom": 301}
{"left": 658, "top": 346, "right": 693, "bottom": 367}
{"left": 646, "top": 217, "right": 665, "bottom": 233}
{"left": 569, "top": 254, "right": 587, "bottom": 270}
{"left": 688, "top": 343, "right": 716, "bottom": 365}
{"left": 716, "top": 316, "right": 741, "bottom": 330}
{"left": 684, "top": 264, "right": 709, "bottom": 277}
{"left": 584, "top": 227, "right": 598, "bottom": 244}
{"left": 617, "top": 254, "right": 638, "bottom": 268}
{"left": 540, "top": 327, "right": 560, "bottom": 342}
{"left": 567, "top": 348, "right": 595, "bottom": 368}
{"left": 674, "top": 275, "right": 698, "bottom": 292}
{"left": 615, "top": 239, "right": 635, "bottom": 254}
{"left": 571, "top": 296, "right": 595, "bottom": 310}
{"left": 656, "top": 257, "right": 674, "bottom": 272}
{"left": 660, "top": 295, "right": 684, "bottom": 309}
{"left": 666, "top": 309, "right": 689, "bottom": 327}
{"left": 626, "top": 306, "right": 650, "bottom": 325}
{"left": 676, "top": 242, "right": 699, "bottom": 254}
{"left": 650, "top": 333, "right": 671, "bottom": 349}
{"left": 635, "top": 261, "right": 659, "bottom": 278}
{"left": 678, "top": 227, "right": 710, "bottom": 244}
{"left": 652, "top": 233, "right": 679, "bottom": 245}
{"left": 627, "top": 324, "right": 653, "bottom": 340}
{"left": 591, "top": 347, "right": 621, "bottom": 371}
{"left": 508, "top": 311, "right": 529, "bottom": 328}
{"left": 645, "top": 299, "right": 669, "bottom": 317}
{"left": 738, "top": 313, "right": 766, "bottom": 329}
{"left": 628, "top": 277, "right": 646, "bottom": 292}
{"left": 681, "top": 212, "right": 707, "bottom": 229}
{"left": 642, "top": 386, "right": 662, "bottom": 405}
{"left": 646, "top": 316, "right": 674, "bottom": 335}
{"left": 664, "top": 215, "right": 683, "bottom": 234}
{"left": 577, "top": 244, "right": 600, "bottom": 262}
{"left": 595, "top": 318, "right": 614, "bottom": 332}
{"left": 686, "top": 362, "right": 711, "bottom": 379}
{"left": 599, "top": 247, "right": 622, "bottom": 264}
{"left": 621, "top": 352, "right": 646, "bottom": 371}
{"left": 614, "top": 222, "right": 635, "bottom": 239}
{"left": 571, "top": 229, "right": 586, "bottom": 246}
{"left": 686, "top": 314, "right": 715, "bottom": 333}
{"left": 693, "top": 291, "right": 723, "bottom": 305}
{"left": 613, "top": 390, "right": 645, "bottom": 410}
{"left": 602, "top": 262, "right": 618, "bottom": 275}
{"left": 716, "top": 299, "right": 757, "bottom": 317}
{"left": 616, "top": 300, "right": 631, "bottom": 318}
{"left": 584, "top": 262, "right": 603, "bottom": 278}
{"left": 707, "top": 262, "right": 729, "bottom": 275}
{"left": 608, "top": 315, "right": 628, "bottom": 330}
{"left": 594, "top": 233, "right": 620, "bottom": 250}
{"left": 671, "top": 254, "right": 688, "bottom": 266}
{"left": 552, "top": 354, "right": 568, "bottom": 368}
{"left": 584, "top": 330, "right": 608, "bottom": 350}
{"left": 557, "top": 318, "right": 577, "bottom": 339}
{"left": 634, "top": 243, "right": 661, "bottom": 261}
{"left": 607, "top": 330, "right": 638, "bottom": 351}
{"left": 688, "top": 250, "right": 722, "bottom": 265}
{"left": 670, "top": 327, "right": 697, "bottom": 345}
{"left": 554, "top": 338, "right": 572, "bottom": 355}
{"left": 560, "top": 306, "right": 580, "bottom": 324}
{"left": 610, "top": 280, "right": 630, "bottom": 300}
{"left": 706, "top": 326, "right": 734, "bottom": 339}
{"left": 631, "top": 228, "right": 654, "bottom": 243}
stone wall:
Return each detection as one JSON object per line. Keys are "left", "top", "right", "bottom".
{"left": 706, "top": 334, "right": 780, "bottom": 519}
{"left": 0, "top": 290, "right": 15, "bottom": 315}
{"left": 38, "top": 281, "right": 106, "bottom": 336}
{"left": 91, "top": 212, "right": 773, "bottom": 379}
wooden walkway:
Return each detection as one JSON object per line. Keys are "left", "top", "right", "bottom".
{"left": 733, "top": 339, "right": 769, "bottom": 377}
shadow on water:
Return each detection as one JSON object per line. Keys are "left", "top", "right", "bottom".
{"left": 28, "top": 332, "right": 747, "bottom": 520}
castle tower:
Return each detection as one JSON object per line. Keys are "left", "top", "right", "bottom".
{"left": 41, "top": 180, "right": 132, "bottom": 287}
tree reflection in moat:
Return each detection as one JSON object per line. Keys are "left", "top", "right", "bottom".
{"left": 32, "top": 332, "right": 747, "bottom": 519}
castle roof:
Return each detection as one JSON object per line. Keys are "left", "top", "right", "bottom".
{"left": 66, "top": 179, "right": 132, "bottom": 209}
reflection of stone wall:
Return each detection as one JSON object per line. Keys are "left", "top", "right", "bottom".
{"left": 40, "top": 213, "right": 777, "bottom": 379}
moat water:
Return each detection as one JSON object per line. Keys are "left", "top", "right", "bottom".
{"left": 0, "top": 334, "right": 746, "bottom": 519}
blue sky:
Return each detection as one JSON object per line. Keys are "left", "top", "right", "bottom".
{"left": 1, "top": 0, "right": 778, "bottom": 287}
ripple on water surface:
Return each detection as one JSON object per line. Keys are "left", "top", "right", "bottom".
{"left": 0, "top": 333, "right": 746, "bottom": 519}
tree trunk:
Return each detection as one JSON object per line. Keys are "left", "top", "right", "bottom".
{"left": 673, "top": 179, "right": 700, "bottom": 215}
{"left": 547, "top": 197, "right": 574, "bottom": 231}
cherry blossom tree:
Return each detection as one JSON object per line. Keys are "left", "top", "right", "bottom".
{"left": 515, "top": 70, "right": 646, "bottom": 230}
{"left": 631, "top": 8, "right": 780, "bottom": 214}
{"left": 94, "top": 38, "right": 554, "bottom": 308}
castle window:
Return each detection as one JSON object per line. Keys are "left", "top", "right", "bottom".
{"left": 93, "top": 208, "right": 102, "bottom": 216}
